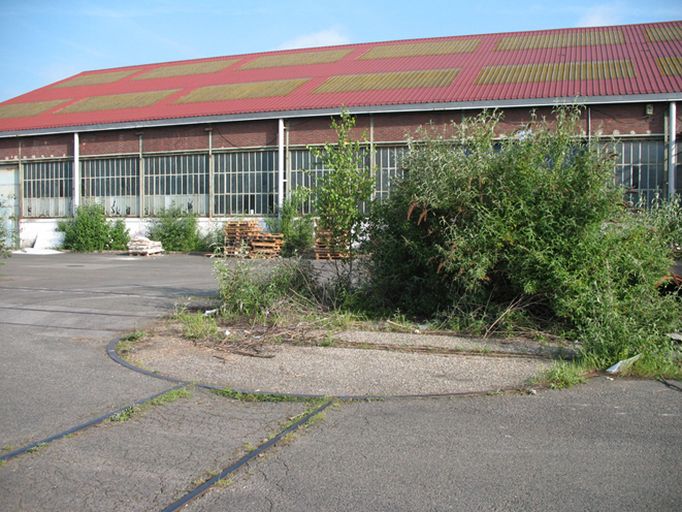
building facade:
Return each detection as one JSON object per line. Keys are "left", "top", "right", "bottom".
{"left": 0, "top": 21, "right": 680, "bottom": 248}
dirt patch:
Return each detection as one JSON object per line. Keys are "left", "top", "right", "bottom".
{"left": 126, "top": 322, "right": 553, "bottom": 397}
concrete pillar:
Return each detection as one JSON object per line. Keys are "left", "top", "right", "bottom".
{"left": 72, "top": 132, "right": 80, "bottom": 213}
{"left": 668, "top": 102, "right": 677, "bottom": 198}
{"left": 278, "top": 118, "right": 285, "bottom": 212}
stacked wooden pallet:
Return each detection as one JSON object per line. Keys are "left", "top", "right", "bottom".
{"left": 223, "top": 221, "right": 261, "bottom": 257}
{"left": 127, "top": 236, "right": 163, "bottom": 256}
{"left": 314, "top": 230, "right": 349, "bottom": 260}
{"left": 222, "top": 220, "right": 283, "bottom": 258}
{"left": 250, "top": 233, "right": 284, "bottom": 259}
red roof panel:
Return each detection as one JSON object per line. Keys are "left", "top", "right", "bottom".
{"left": 0, "top": 21, "right": 680, "bottom": 134}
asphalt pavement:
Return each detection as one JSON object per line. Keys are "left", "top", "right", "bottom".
{"left": 0, "top": 253, "right": 680, "bottom": 512}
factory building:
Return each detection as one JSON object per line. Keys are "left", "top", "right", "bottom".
{"left": 0, "top": 20, "right": 680, "bottom": 248}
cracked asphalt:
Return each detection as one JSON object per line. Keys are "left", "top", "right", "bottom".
{"left": 1, "top": 254, "right": 680, "bottom": 511}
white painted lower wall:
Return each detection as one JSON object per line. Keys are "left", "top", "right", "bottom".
{"left": 18, "top": 217, "right": 269, "bottom": 249}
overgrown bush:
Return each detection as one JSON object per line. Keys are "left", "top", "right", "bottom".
{"left": 366, "top": 108, "right": 682, "bottom": 366}
{"left": 645, "top": 196, "right": 682, "bottom": 259}
{"left": 147, "top": 206, "right": 200, "bottom": 252}
{"left": 58, "top": 203, "right": 130, "bottom": 251}
{"left": 267, "top": 188, "right": 314, "bottom": 257}
{"left": 214, "top": 259, "right": 318, "bottom": 320}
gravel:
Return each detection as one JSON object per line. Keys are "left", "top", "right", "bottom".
{"left": 132, "top": 335, "right": 551, "bottom": 397}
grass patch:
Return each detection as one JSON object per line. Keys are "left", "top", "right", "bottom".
{"left": 109, "top": 406, "right": 137, "bottom": 422}
{"left": 148, "top": 387, "right": 192, "bottom": 406}
{"left": 117, "top": 330, "right": 146, "bottom": 358}
{"left": 211, "top": 387, "right": 312, "bottom": 403}
{"left": 622, "top": 350, "right": 682, "bottom": 379}
{"left": 532, "top": 361, "right": 589, "bottom": 390}
{"left": 109, "top": 387, "right": 192, "bottom": 422}
{"left": 176, "top": 311, "right": 219, "bottom": 341}
{"left": 26, "top": 442, "right": 48, "bottom": 454}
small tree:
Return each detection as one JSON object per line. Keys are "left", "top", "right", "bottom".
{"left": 313, "top": 111, "right": 374, "bottom": 287}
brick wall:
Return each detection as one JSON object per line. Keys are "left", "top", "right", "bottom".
{"left": 212, "top": 120, "right": 278, "bottom": 149}
{"left": 0, "top": 102, "right": 677, "bottom": 162}
{"left": 80, "top": 130, "right": 139, "bottom": 156}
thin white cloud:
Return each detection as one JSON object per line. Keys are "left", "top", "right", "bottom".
{"left": 277, "top": 28, "right": 351, "bottom": 50}
{"left": 577, "top": 3, "right": 626, "bottom": 27}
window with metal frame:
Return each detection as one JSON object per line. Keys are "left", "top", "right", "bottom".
{"left": 143, "top": 154, "right": 208, "bottom": 216}
{"left": 80, "top": 157, "right": 139, "bottom": 216}
{"left": 613, "top": 140, "right": 667, "bottom": 206}
{"left": 213, "top": 150, "right": 276, "bottom": 215}
{"left": 22, "top": 160, "right": 73, "bottom": 217}
{"left": 288, "top": 148, "right": 372, "bottom": 214}
{"left": 375, "top": 146, "right": 408, "bottom": 201}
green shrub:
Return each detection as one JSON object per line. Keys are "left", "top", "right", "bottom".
{"left": 58, "top": 203, "right": 130, "bottom": 252}
{"left": 147, "top": 206, "right": 200, "bottom": 252}
{"left": 644, "top": 196, "right": 682, "bottom": 259}
{"left": 268, "top": 188, "right": 314, "bottom": 257}
{"left": 0, "top": 196, "right": 10, "bottom": 259}
{"left": 196, "top": 223, "right": 225, "bottom": 254}
{"left": 214, "top": 259, "right": 318, "bottom": 320}
{"left": 366, "top": 107, "right": 682, "bottom": 365}
{"left": 108, "top": 219, "right": 130, "bottom": 250}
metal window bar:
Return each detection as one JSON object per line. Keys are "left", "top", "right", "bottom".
{"left": 80, "top": 157, "right": 139, "bottom": 216}
{"left": 288, "top": 148, "right": 372, "bottom": 214}
{"left": 143, "top": 154, "right": 208, "bottom": 216}
{"left": 22, "top": 161, "right": 73, "bottom": 217}
{"left": 213, "top": 150, "right": 276, "bottom": 215}
{"left": 375, "top": 146, "right": 408, "bottom": 201}
{"left": 612, "top": 140, "right": 667, "bottom": 206}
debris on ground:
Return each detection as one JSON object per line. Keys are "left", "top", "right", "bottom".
{"left": 606, "top": 354, "right": 642, "bottom": 374}
{"left": 128, "top": 236, "right": 163, "bottom": 256}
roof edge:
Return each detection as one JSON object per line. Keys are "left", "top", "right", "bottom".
{"left": 1, "top": 93, "right": 680, "bottom": 139}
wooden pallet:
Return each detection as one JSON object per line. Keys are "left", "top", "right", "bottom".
{"left": 222, "top": 221, "right": 283, "bottom": 259}
{"left": 314, "top": 230, "right": 349, "bottom": 260}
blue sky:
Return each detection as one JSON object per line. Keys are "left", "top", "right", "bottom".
{"left": 1, "top": 0, "right": 681, "bottom": 102}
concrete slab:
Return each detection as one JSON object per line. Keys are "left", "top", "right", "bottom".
{"left": 0, "top": 253, "right": 217, "bottom": 447}
{"left": 0, "top": 389, "right": 309, "bottom": 511}
{"left": 188, "top": 379, "right": 682, "bottom": 512}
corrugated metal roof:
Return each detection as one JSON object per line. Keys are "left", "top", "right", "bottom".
{"left": 0, "top": 20, "right": 680, "bottom": 135}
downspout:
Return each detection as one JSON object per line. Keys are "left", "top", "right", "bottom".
{"left": 668, "top": 102, "right": 677, "bottom": 198}
{"left": 277, "top": 118, "right": 285, "bottom": 213}
{"left": 73, "top": 132, "right": 80, "bottom": 213}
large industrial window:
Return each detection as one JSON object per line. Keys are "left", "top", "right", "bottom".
{"left": 288, "top": 148, "right": 371, "bottom": 214}
{"left": 288, "top": 149, "right": 331, "bottom": 214}
{"left": 375, "top": 146, "right": 408, "bottom": 201}
{"left": 613, "top": 141, "right": 667, "bottom": 206}
{"left": 81, "top": 157, "right": 139, "bottom": 216}
{"left": 214, "top": 150, "right": 276, "bottom": 215}
{"left": 144, "top": 154, "right": 208, "bottom": 215}
{"left": 23, "top": 161, "right": 73, "bottom": 217}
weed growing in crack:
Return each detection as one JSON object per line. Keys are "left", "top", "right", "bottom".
{"left": 211, "top": 387, "right": 313, "bottom": 403}
{"left": 26, "top": 442, "right": 48, "bottom": 454}
{"left": 531, "top": 361, "right": 588, "bottom": 390}
{"left": 109, "top": 387, "right": 192, "bottom": 422}
{"left": 116, "top": 331, "right": 146, "bottom": 359}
